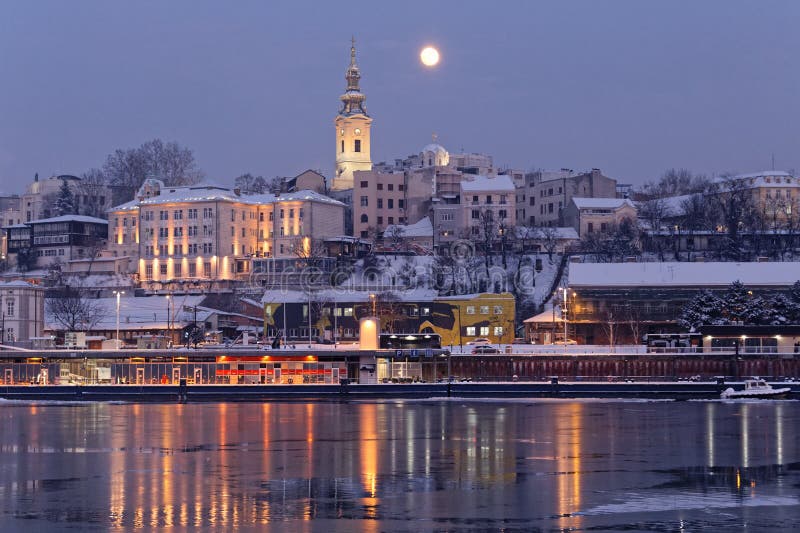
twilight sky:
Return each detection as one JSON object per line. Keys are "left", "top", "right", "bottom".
{"left": 1, "top": 1, "right": 799, "bottom": 193}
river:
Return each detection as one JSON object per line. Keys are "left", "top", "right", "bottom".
{"left": 1, "top": 399, "right": 798, "bottom": 531}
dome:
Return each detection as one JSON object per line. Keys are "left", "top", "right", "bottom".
{"left": 420, "top": 143, "right": 449, "bottom": 167}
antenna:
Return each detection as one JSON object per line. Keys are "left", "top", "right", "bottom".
{"left": 771, "top": 153, "right": 775, "bottom": 171}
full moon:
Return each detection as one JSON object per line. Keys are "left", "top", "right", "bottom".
{"left": 420, "top": 46, "right": 440, "bottom": 67}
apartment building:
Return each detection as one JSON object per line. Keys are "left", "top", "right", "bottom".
{"left": 0, "top": 281, "right": 45, "bottom": 344}
{"left": 5, "top": 215, "right": 108, "bottom": 269}
{"left": 107, "top": 180, "right": 345, "bottom": 288}
{"left": 562, "top": 197, "right": 638, "bottom": 237}
{"left": 460, "top": 174, "right": 516, "bottom": 240}
{"left": 516, "top": 168, "right": 618, "bottom": 227}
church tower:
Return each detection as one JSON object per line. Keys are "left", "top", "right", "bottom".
{"left": 332, "top": 38, "right": 372, "bottom": 191}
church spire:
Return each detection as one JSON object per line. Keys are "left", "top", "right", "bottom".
{"left": 340, "top": 37, "right": 367, "bottom": 116}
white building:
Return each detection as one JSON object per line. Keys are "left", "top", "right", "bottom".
{"left": 0, "top": 281, "right": 45, "bottom": 344}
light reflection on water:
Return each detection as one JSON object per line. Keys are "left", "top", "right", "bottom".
{"left": 0, "top": 399, "right": 798, "bottom": 531}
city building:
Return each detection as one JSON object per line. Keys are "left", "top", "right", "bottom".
{"left": 0, "top": 281, "right": 45, "bottom": 344}
{"left": 566, "top": 261, "right": 800, "bottom": 345}
{"left": 261, "top": 289, "right": 515, "bottom": 346}
{"left": 460, "top": 174, "right": 516, "bottom": 241}
{"left": 561, "top": 197, "right": 638, "bottom": 237}
{"left": 4, "top": 215, "right": 109, "bottom": 269}
{"left": 382, "top": 217, "right": 434, "bottom": 253}
{"left": 22, "top": 174, "right": 113, "bottom": 221}
{"left": 107, "top": 180, "right": 345, "bottom": 291}
{"left": 332, "top": 39, "right": 372, "bottom": 192}
{"left": 516, "top": 168, "right": 618, "bottom": 227}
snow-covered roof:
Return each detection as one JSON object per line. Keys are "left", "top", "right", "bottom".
{"left": 3, "top": 223, "right": 29, "bottom": 229}
{"left": 110, "top": 186, "right": 344, "bottom": 211}
{"left": 384, "top": 217, "right": 433, "bottom": 238}
{"left": 421, "top": 143, "right": 448, "bottom": 154}
{"left": 571, "top": 198, "right": 635, "bottom": 210}
{"left": 524, "top": 305, "right": 564, "bottom": 323}
{"left": 460, "top": 175, "right": 515, "bottom": 192}
{"left": 0, "top": 280, "right": 37, "bottom": 288}
{"left": 569, "top": 262, "right": 800, "bottom": 288}
{"left": 28, "top": 214, "right": 108, "bottom": 225}
{"left": 46, "top": 295, "right": 206, "bottom": 331}
{"left": 516, "top": 226, "right": 579, "bottom": 240}
{"left": 713, "top": 171, "right": 799, "bottom": 188}
{"left": 262, "top": 287, "right": 439, "bottom": 305}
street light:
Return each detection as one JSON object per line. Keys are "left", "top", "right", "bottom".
{"left": 369, "top": 293, "right": 376, "bottom": 316}
{"left": 559, "top": 287, "right": 568, "bottom": 353}
{"left": 166, "top": 294, "right": 173, "bottom": 347}
{"left": 113, "top": 290, "right": 125, "bottom": 349}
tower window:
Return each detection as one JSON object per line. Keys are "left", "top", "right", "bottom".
{"left": 354, "top": 140, "right": 361, "bottom": 152}
{"left": 341, "top": 140, "right": 344, "bottom": 153}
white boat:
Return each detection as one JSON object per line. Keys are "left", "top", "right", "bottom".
{"left": 720, "top": 378, "right": 791, "bottom": 400}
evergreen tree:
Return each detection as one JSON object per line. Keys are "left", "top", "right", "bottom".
{"left": 53, "top": 179, "right": 76, "bottom": 216}
{"left": 678, "top": 290, "right": 723, "bottom": 331}
{"left": 790, "top": 281, "right": 800, "bottom": 305}
{"left": 720, "top": 280, "right": 750, "bottom": 324}
{"left": 764, "top": 293, "right": 798, "bottom": 325}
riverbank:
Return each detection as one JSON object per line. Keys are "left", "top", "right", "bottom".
{"left": 2, "top": 380, "right": 798, "bottom": 402}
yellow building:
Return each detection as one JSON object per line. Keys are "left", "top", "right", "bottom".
{"left": 423, "top": 293, "right": 516, "bottom": 347}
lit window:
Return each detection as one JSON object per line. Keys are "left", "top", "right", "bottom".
{"left": 466, "top": 306, "right": 475, "bottom": 315}
{"left": 480, "top": 326, "right": 489, "bottom": 336}
{"left": 494, "top": 306, "right": 503, "bottom": 315}
{"left": 466, "top": 326, "right": 476, "bottom": 336}
{"left": 480, "top": 306, "right": 489, "bottom": 314}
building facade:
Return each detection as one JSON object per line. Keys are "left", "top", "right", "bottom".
{"left": 5, "top": 215, "right": 108, "bottom": 269}
{"left": 107, "top": 181, "right": 345, "bottom": 290}
{"left": 516, "top": 169, "right": 618, "bottom": 227}
{"left": 0, "top": 281, "right": 45, "bottom": 344}
{"left": 562, "top": 197, "right": 638, "bottom": 237}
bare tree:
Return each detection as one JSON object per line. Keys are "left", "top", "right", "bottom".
{"left": 385, "top": 225, "right": 405, "bottom": 253}
{"left": 234, "top": 173, "right": 268, "bottom": 194}
{"left": 538, "top": 226, "right": 560, "bottom": 262}
{"left": 708, "top": 175, "right": 756, "bottom": 261}
{"left": 103, "top": 139, "right": 203, "bottom": 201}
{"left": 478, "top": 209, "right": 497, "bottom": 273}
{"left": 46, "top": 284, "right": 104, "bottom": 332}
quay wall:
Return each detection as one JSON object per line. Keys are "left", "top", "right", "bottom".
{"left": 448, "top": 353, "right": 800, "bottom": 381}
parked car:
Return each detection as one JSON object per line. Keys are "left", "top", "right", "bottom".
{"left": 466, "top": 338, "right": 491, "bottom": 345}
{"left": 472, "top": 345, "right": 500, "bottom": 354}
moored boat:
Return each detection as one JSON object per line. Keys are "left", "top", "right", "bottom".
{"left": 720, "top": 378, "right": 791, "bottom": 399}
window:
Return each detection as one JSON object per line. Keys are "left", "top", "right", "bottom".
{"left": 398, "top": 199, "right": 404, "bottom": 209}
{"left": 499, "top": 210, "right": 507, "bottom": 219}
{"left": 354, "top": 139, "right": 361, "bottom": 152}
{"left": 360, "top": 181, "right": 368, "bottom": 188}
{"left": 188, "top": 263, "right": 197, "bottom": 277}
{"left": 269, "top": 212, "right": 274, "bottom": 221}
{"left": 360, "top": 214, "right": 368, "bottom": 223}
{"left": 377, "top": 216, "right": 383, "bottom": 225}
{"left": 388, "top": 184, "right": 394, "bottom": 191}
{"left": 188, "top": 208, "right": 198, "bottom": 219}
{"left": 494, "top": 306, "right": 503, "bottom": 315}
{"left": 360, "top": 196, "right": 368, "bottom": 207}
{"left": 341, "top": 140, "right": 344, "bottom": 153}
{"left": 466, "top": 326, "right": 476, "bottom": 336}
{"left": 500, "top": 195, "right": 507, "bottom": 205}
{"left": 280, "top": 209, "right": 284, "bottom": 218}
{"left": 472, "top": 210, "right": 480, "bottom": 219}
{"left": 174, "top": 210, "right": 183, "bottom": 220}
{"left": 480, "top": 326, "right": 489, "bottom": 336}
{"left": 242, "top": 227, "right": 246, "bottom": 237}
{"left": 377, "top": 198, "right": 383, "bottom": 209}
{"left": 388, "top": 217, "right": 394, "bottom": 224}
{"left": 145, "top": 265, "right": 153, "bottom": 279}
{"left": 466, "top": 306, "right": 476, "bottom": 315}
{"left": 160, "top": 264, "right": 167, "bottom": 276}
{"left": 587, "top": 223, "right": 594, "bottom": 233}
{"left": 377, "top": 184, "right": 383, "bottom": 190}
{"left": 174, "top": 263, "right": 182, "bottom": 277}
{"left": 388, "top": 199, "right": 393, "bottom": 209}
{"left": 204, "top": 262, "right": 211, "bottom": 278}
{"left": 421, "top": 307, "right": 430, "bottom": 316}
{"left": 494, "top": 327, "right": 504, "bottom": 336}
{"left": 480, "top": 306, "right": 489, "bottom": 314}
{"left": 298, "top": 208, "right": 303, "bottom": 219}
{"left": 600, "top": 222, "right": 607, "bottom": 232}
{"left": 6, "top": 299, "right": 13, "bottom": 317}
{"left": 259, "top": 212, "right": 264, "bottom": 222}
{"left": 159, "top": 210, "right": 168, "bottom": 220}
{"left": 344, "top": 307, "right": 354, "bottom": 316}
{"left": 398, "top": 184, "right": 404, "bottom": 191}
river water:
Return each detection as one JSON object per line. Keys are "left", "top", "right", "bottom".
{"left": 0, "top": 399, "right": 798, "bottom": 532}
